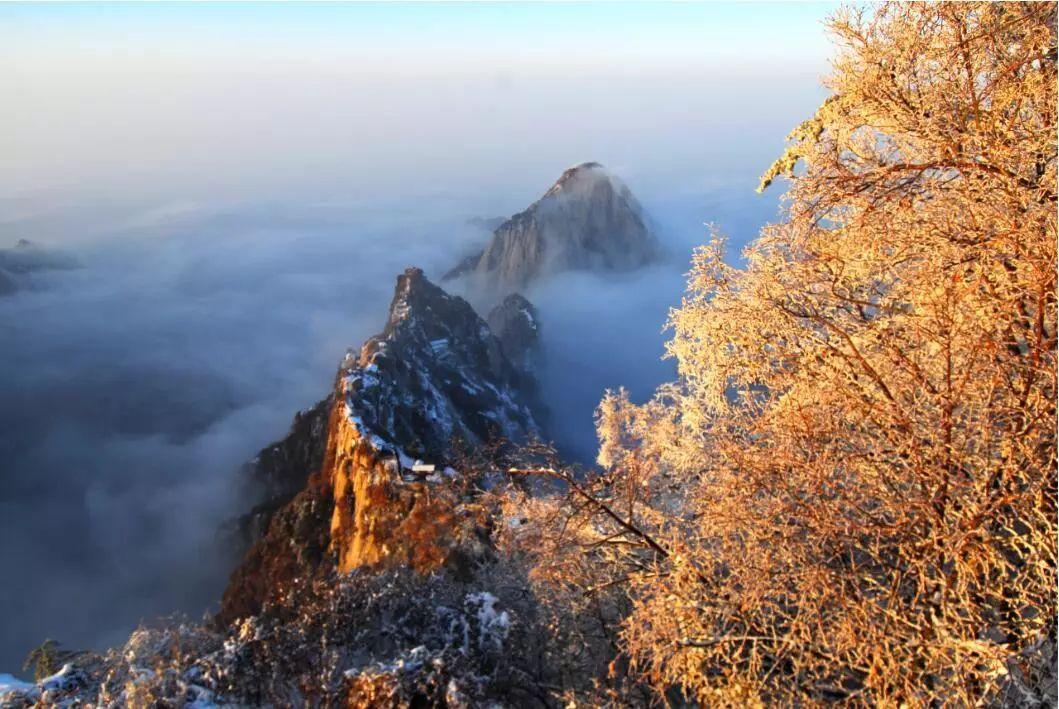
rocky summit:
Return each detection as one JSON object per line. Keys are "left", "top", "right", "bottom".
{"left": 445, "top": 162, "right": 661, "bottom": 290}
{"left": 220, "top": 267, "right": 543, "bottom": 623}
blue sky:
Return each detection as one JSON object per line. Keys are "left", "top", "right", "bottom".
{"left": 3, "top": 3, "right": 834, "bottom": 46}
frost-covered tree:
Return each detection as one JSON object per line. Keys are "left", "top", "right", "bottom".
{"left": 528, "top": 2, "right": 1057, "bottom": 704}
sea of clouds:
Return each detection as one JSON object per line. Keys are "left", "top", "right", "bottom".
{"left": 0, "top": 175, "right": 783, "bottom": 671}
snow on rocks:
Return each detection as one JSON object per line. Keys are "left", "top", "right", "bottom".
{"left": 465, "top": 592, "right": 511, "bottom": 652}
{"left": 337, "top": 267, "right": 541, "bottom": 467}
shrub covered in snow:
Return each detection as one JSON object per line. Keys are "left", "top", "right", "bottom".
{"left": 0, "top": 562, "right": 601, "bottom": 707}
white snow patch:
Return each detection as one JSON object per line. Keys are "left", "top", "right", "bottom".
{"left": 466, "top": 592, "right": 511, "bottom": 652}
{"left": 345, "top": 646, "right": 430, "bottom": 677}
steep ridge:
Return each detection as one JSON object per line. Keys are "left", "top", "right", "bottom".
{"left": 223, "top": 397, "right": 332, "bottom": 553}
{"left": 220, "top": 268, "right": 542, "bottom": 623}
{"left": 444, "top": 162, "right": 661, "bottom": 290}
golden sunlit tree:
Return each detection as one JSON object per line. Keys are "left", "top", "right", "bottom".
{"left": 509, "top": 2, "right": 1057, "bottom": 705}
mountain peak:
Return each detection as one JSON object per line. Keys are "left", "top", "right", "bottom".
{"left": 358, "top": 268, "right": 541, "bottom": 458}
{"left": 221, "top": 268, "right": 543, "bottom": 621}
{"left": 544, "top": 161, "right": 615, "bottom": 198}
{"left": 444, "top": 162, "right": 661, "bottom": 290}
{"left": 555, "top": 161, "right": 604, "bottom": 181}
{"left": 382, "top": 267, "right": 492, "bottom": 350}
{"left": 385, "top": 266, "right": 445, "bottom": 329}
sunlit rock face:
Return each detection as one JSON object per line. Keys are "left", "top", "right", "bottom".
{"left": 220, "top": 268, "right": 541, "bottom": 623}
{"left": 445, "top": 162, "right": 662, "bottom": 290}
{"left": 325, "top": 418, "right": 489, "bottom": 577}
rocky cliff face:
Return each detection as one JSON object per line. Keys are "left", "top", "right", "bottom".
{"left": 486, "top": 293, "right": 540, "bottom": 374}
{"left": 224, "top": 397, "right": 332, "bottom": 552}
{"left": 444, "top": 162, "right": 661, "bottom": 290}
{"left": 220, "top": 268, "right": 541, "bottom": 623}
{"left": 346, "top": 267, "right": 539, "bottom": 459}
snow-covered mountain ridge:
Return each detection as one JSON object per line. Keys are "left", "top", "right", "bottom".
{"left": 219, "top": 267, "right": 543, "bottom": 623}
